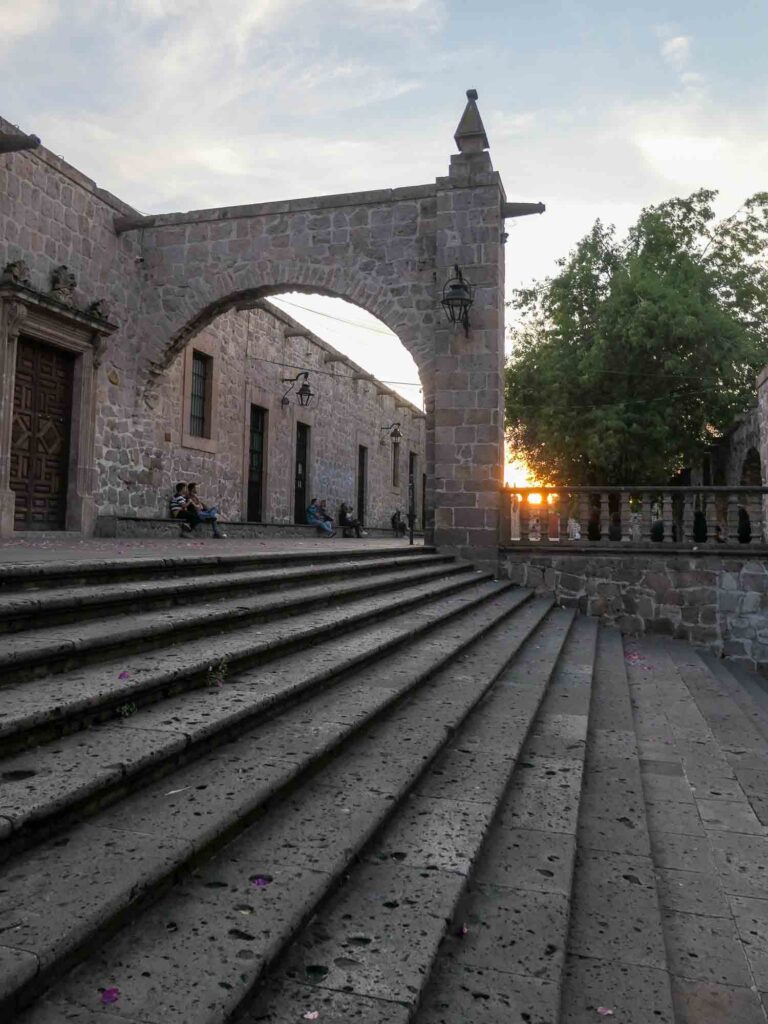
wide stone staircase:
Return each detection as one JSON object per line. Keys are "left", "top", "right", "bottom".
{"left": 1, "top": 544, "right": 767, "bottom": 1022}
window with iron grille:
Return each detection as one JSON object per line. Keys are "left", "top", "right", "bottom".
{"left": 190, "top": 352, "right": 211, "bottom": 437}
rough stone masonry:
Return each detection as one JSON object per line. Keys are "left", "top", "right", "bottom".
{"left": 0, "top": 91, "right": 544, "bottom": 563}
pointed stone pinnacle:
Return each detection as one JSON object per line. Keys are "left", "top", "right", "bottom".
{"left": 454, "top": 89, "right": 489, "bottom": 153}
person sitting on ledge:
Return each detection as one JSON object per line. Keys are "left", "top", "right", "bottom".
{"left": 307, "top": 497, "right": 335, "bottom": 537}
{"left": 339, "top": 502, "right": 366, "bottom": 538}
{"left": 169, "top": 482, "right": 196, "bottom": 537}
{"left": 185, "top": 483, "right": 227, "bottom": 540}
{"left": 391, "top": 509, "right": 407, "bottom": 537}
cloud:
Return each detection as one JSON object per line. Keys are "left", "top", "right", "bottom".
{"left": 660, "top": 34, "right": 691, "bottom": 71}
{"left": 0, "top": 0, "right": 59, "bottom": 52}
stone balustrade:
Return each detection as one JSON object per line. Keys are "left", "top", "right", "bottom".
{"left": 500, "top": 485, "right": 768, "bottom": 548}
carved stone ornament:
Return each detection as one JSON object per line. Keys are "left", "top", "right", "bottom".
{"left": 6, "top": 301, "right": 28, "bottom": 342}
{"left": 0, "top": 259, "right": 31, "bottom": 287}
{"left": 85, "top": 298, "right": 111, "bottom": 321}
{"left": 49, "top": 264, "right": 77, "bottom": 306}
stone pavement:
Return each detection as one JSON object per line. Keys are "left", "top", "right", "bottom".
{"left": 0, "top": 534, "right": 419, "bottom": 563}
{"left": 1, "top": 542, "right": 768, "bottom": 1022}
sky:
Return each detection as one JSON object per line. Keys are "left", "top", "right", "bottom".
{"left": 2, "top": 0, "right": 767, "bottom": 409}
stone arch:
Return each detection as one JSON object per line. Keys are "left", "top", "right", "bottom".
{"left": 741, "top": 447, "right": 762, "bottom": 486}
{"left": 114, "top": 91, "right": 542, "bottom": 565}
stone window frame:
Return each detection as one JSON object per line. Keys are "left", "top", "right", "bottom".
{"left": 181, "top": 333, "right": 219, "bottom": 453}
{"left": 0, "top": 283, "right": 117, "bottom": 537}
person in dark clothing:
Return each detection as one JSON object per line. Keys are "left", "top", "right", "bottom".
{"left": 169, "top": 482, "right": 197, "bottom": 536}
{"left": 339, "top": 502, "right": 366, "bottom": 538}
{"left": 391, "top": 509, "right": 407, "bottom": 537}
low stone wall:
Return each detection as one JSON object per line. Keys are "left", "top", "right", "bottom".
{"left": 95, "top": 515, "right": 411, "bottom": 541}
{"left": 499, "top": 546, "right": 768, "bottom": 675}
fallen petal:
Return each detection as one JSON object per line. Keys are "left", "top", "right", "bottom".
{"left": 101, "top": 987, "right": 120, "bottom": 1005}
{"left": 118, "top": 671, "right": 130, "bottom": 680}
{"left": 303, "top": 1012, "right": 319, "bottom": 1020}
{"left": 597, "top": 1010, "right": 614, "bottom": 1017}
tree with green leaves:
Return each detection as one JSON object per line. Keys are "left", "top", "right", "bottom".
{"left": 505, "top": 189, "right": 768, "bottom": 485}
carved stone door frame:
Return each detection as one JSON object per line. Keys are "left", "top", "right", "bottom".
{"left": 0, "top": 279, "right": 117, "bottom": 537}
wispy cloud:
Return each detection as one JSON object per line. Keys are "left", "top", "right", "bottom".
{"left": 660, "top": 34, "right": 691, "bottom": 71}
{"left": 0, "top": 0, "right": 59, "bottom": 53}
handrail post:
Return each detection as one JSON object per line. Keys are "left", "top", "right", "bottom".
{"left": 499, "top": 490, "right": 511, "bottom": 545}
{"left": 705, "top": 492, "right": 717, "bottom": 544}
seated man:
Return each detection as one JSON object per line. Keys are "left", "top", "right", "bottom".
{"left": 169, "top": 482, "right": 196, "bottom": 536}
{"left": 307, "top": 497, "right": 335, "bottom": 537}
{"left": 338, "top": 502, "right": 366, "bottom": 538}
{"left": 186, "top": 482, "right": 227, "bottom": 538}
{"left": 391, "top": 509, "right": 407, "bottom": 537}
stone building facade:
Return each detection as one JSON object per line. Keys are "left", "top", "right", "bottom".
{"left": 96, "top": 297, "right": 425, "bottom": 528}
{"left": 0, "top": 94, "right": 540, "bottom": 561}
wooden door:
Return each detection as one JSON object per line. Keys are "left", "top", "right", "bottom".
{"left": 10, "top": 338, "right": 74, "bottom": 530}
{"left": 294, "top": 422, "right": 310, "bottom": 524}
{"left": 357, "top": 445, "right": 367, "bottom": 527}
{"left": 247, "top": 404, "right": 266, "bottom": 522}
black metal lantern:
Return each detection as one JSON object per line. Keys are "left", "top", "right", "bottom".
{"left": 441, "top": 264, "right": 473, "bottom": 336}
{"left": 381, "top": 422, "right": 402, "bottom": 443}
{"left": 281, "top": 371, "right": 314, "bottom": 407}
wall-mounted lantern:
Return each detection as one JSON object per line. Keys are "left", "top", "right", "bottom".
{"left": 441, "top": 264, "right": 473, "bottom": 336}
{"left": 381, "top": 422, "right": 403, "bottom": 444}
{"left": 282, "top": 371, "right": 314, "bottom": 407}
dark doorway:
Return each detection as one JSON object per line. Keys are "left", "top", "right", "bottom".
{"left": 247, "top": 405, "right": 266, "bottom": 522}
{"left": 357, "top": 445, "right": 367, "bottom": 526}
{"left": 294, "top": 422, "right": 310, "bottom": 523}
{"left": 422, "top": 472, "right": 426, "bottom": 530}
{"left": 10, "top": 338, "right": 74, "bottom": 531}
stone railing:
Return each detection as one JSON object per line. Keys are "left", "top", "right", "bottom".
{"left": 500, "top": 486, "right": 768, "bottom": 548}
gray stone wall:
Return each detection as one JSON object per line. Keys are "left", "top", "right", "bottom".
{"left": 500, "top": 549, "right": 768, "bottom": 675}
{"left": 95, "top": 300, "right": 425, "bottom": 527}
{"left": 0, "top": 93, "right": 511, "bottom": 560}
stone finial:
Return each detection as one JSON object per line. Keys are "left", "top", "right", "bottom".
{"left": 0, "top": 259, "right": 31, "bottom": 286}
{"left": 49, "top": 264, "right": 77, "bottom": 306}
{"left": 454, "top": 88, "right": 489, "bottom": 153}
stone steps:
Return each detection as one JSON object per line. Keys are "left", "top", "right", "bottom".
{"left": 0, "top": 546, "right": 437, "bottom": 592}
{"left": 14, "top": 596, "right": 565, "bottom": 1024}
{"left": 7, "top": 545, "right": 768, "bottom": 1023}
{"left": 0, "top": 582, "right": 528, "bottom": 858}
{"left": 0, "top": 551, "right": 545, "bottom": 1019}
{"left": 0, "top": 560, "right": 477, "bottom": 681}
{"left": 559, "top": 627, "right": 675, "bottom": 1024}
{"left": 0, "top": 553, "right": 454, "bottom": 632}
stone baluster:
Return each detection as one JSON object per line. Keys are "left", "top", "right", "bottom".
{"left": 726, "top": 493, "right": 739, "bottom": 545}
{"left": 559, "top": 491, "right": 570, "bottom": 543}
{"left": 520, "top": 498, "right": 531, "bottom": 543}
{"left": 682, "top": 494, "right": 694, "bottom": 545}
{"left": 621, "top": 492, "right": 631, "bottom": 542}
{"left": 705, "top": 492, "right": 717, "bottom": 544}
{"left": 662, "top": 492, "right": 674, "bottom": 542}
{"left": 600, "top": 492, "right": 610, "bottom": 541}
{"left": 640, "top": 495, "right": 652, "bottom": 544}
{"left": 578, "top": 493, "right": 590, "bottom": 541}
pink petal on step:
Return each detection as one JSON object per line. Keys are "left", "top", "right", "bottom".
{"left": 303, "top": 1012, "right": 319, "bottom": 1020}
{"left": 118, "top": 671, "right": 130, "bottom": 680}
{"left": 597, "top": 1010, "right": 614, "bottom": 1017}
{"left": 101, "top": 987, "right": 120, "bottom": 1005}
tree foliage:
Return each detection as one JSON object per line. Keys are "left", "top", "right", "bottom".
{"left": 505, "top": 189, "right": 768, "bottom": 484}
